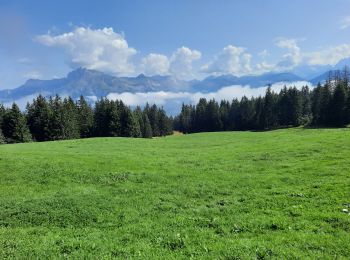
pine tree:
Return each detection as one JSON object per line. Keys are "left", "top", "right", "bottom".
{"left": 61, "top": 97, "right": 80, "bottom": 139}
{"left": 120, "top": 103, "right": 140, "bottom": 137}
{"left": 311, "top": 83, "right": 322, "bottom": 125}
{"left": 142, "top": 112, "right": 153, "bottom": 138}
{"left": 300, "top": 85, "right": 312, "bottom": 125}
{"left": 148, "top": 104, "right": 160, "bottom": 136}
{"left": 0, "top": 129, "right": 5, "bottom": 144}
{"left": 48, "top": 95, "right": 64, "bottom": 140}
{"left": 2, "top": 103, "right": 31, "bottom": 143}
{"left": 236, "top": 96, "right": 255, "bottom": 130}
{"left": 319, "top": 83, "right": 332, "bottom": 126}
{"left": 26, "top": 95, "right": 52, "bottom": 141}
{"left": 287, "top": 87, "right": 302, "bottom": 126}
{"left": 134, "top": 106, "right": 144, "bottom": 137}
{"left": 76, "top": 96, "right": 94, "bottom": 138}
{"left": 0, "top": 104, "right": 5, "bottom": 127}
{"left": 195, "top": 98, "right": 208, "bottom": 132}
{"left": 262, "top": 86, "right": 278, "bottom": 129}
{"left": 108, "top": 100, "right": 122, "bottom": 136}
{"left": 330, "top": 83, "right": 347, "bottom": 126}
{"left": 158, "top": 107, "right": 172, "bottom": 136}
{"left": 206, "top": 99, "right": 222, "bottom": 131}
{"left": 219, "top": 100, "right": 230, "bottom": 131}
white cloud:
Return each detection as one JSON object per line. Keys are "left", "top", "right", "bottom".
{"left": 169, "top": 46, "right": 201, "bottom": 79}
{"left": 258, "top": 49, "right": 270, "bottom": 58}
{"left": 141, "top": 53, "right": 170, "bottom": 76}
{"left": 201, "top": 45, "right": 253, "bottom": 76}
{"left": 275, "top": 38, "right": 302, "bottom": 69}
{"left": 106, "top": 81, "right": 312, "bottom": 109}
{"left": 305, "top": 44, "right": 350, "bottom": 65}
{"left": 22, "top": 70, "right": 42, "bottom": 79}
{"left": 36, "top": 27, "right": 137, "bottom": 76}
{"left": 340, "top": 16, "right": 350, "bottom": 30}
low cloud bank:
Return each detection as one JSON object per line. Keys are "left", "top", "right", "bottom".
{"left": 107, "top": 81, "right": 312, "bottom": 114}
{"left": 4, "top": 81, "right": 312, "bottom": 115}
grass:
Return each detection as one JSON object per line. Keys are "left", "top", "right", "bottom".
{"left": 0, "top": 128, "right": 349, "bottom": 259}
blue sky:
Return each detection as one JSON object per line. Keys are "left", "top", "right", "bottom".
{"left": 1, "top": 0, "right": 350, "bottom": 89}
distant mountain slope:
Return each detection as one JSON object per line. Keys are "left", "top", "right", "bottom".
{"left": 191, "top": 72, "right": 304, "bottom": 92}
{"left": 0, "top": 68, "right": 190, "bottom": 103}
{"left": 2, "top": 63, "right": 350, "bottom": 105}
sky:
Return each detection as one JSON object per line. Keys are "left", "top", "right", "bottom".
{"left": 0, "top": 0, "right": 350, "bottom": 90}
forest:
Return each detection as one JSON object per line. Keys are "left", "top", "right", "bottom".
{"left": 174, "top": 69, "right": 350, "bottom": 133}
{"left": 0, "top": 68, "right": 349, "bottom": 144}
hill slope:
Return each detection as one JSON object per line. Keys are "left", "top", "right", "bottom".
{"left": 0, "top": 129, "right": 349, "bottom": 258}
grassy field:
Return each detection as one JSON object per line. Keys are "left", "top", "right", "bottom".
{"left": 0, "top": 128, "right": 349, "bottom": 259}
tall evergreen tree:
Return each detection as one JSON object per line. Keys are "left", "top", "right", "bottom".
{"left": 61, "top": 97, "right": 80, "bottom": 139}
{"left": 142, "top": 112, "right": 153, "bottom": 138}
{"left": 134, "top": 106, "right": 145, "bottom": 137}
{"left": 330, "top": 83, "right": 347, "bottom": 126}
{"left": 300, "top": 85, "right": 312, "bottom": 124}
{"left": 120, "top": 103, "right": 140, "bottom": 137}
{"left": 262, "top": 86, "right": 278, "bottom": 129}
{"left": 0, "top": 129, "right": 5, "bottom": 144}
{"left": 2, "top": 103, "right": 31, "bottom": 143}
{"left": 76, "top": 96, "right": 94, "bottom": 138}
{"left": 26, "top": 95, "right": 52, "bottom": 141}
{"left": 319, "top": 83, "right": 332, "bottom": 126}
{"left": 48, "top": 95, "right": 64, "bottom": 140}
{"left": 311, "top": 83, "right": 322, "bottom": 125}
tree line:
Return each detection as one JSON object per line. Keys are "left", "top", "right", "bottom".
{"left": 174, "top": 68, "right": 350, "bottom": 133}
{"left": 0, "top": 95, "right": 173, "bottom": 144}
{"left": 1, "top": 68, "right": 350, "bottom": 144}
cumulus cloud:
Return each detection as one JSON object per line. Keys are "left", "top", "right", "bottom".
{"left": 340, "top": 16, "right": 350, "bottom": 30}
{"left": 141, "top": 53, "right": 170, "bottom": 76}
{"left": 305, "top": 44, "right": 350, "bottom": 65}
{"left": 169, "top": 47, "right": 201, "bottom": 78}
{"left": 36, "top": 27, "right": 137, "bottom": 75}
{"left": 201, "top": 45, "right": 253, "bottom": 76}
{"left": 275, "top": 38, "right": 302, "bottom": 69}
{"left": 258, "top": 50, "right": 270, "bottom": 58}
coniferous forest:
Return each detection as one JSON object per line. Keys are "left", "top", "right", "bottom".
{"left": 0, "top": 96, "right": 173, "bottom": 143}
{"left": 174, "top": 69, "right": 350, "bottom": 133}
{"left": 0, "top": 69, "right": 350, "bottom": 144}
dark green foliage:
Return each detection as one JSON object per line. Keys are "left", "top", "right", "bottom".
{"left": 0, "top": 95, "right": 172, "bottom": 144}
{"left": 76, "top": 96, "right": 94, "bottom": 138}
{"left": 120, "top": 103, "right": 140, "bottom": 137}
{"left": 1, "top": 103, "right": 31, "bottom": 143}
{"left": 142, "top": 112, "right": 153, "bottom": 138}
{"left": 330, "top": 83, "right": 347, "bottom": 126}
{"left": 0, "top": 129, "right": 5, "bottom": 144}
{"left": 262, "top": 86, "right": 278, "bottom": 129}
{"left": 26, "top": 95, "right": 52, "bottom": 141}
{"left": 174, "top": 69, "right": 350, "bottom": 133}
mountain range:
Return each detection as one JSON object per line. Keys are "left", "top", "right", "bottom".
{"left": 1, "top": 58, "right": 349, "bottom": 106}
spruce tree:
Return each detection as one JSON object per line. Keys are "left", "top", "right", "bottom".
{"left": 330, "top": 83, "right": 347, "bottom": 126}
{"left": 134, "top": 106, "right": 144, "bottom": 137}
{"left": 2, "top": 103, "right": 31, "bottom": 143}
{"left": 262, "top": 86, "right": 277, "bottom": 129}
{"left": 49, "top": 95, "right": 64, "bottom": 140}
{"left": 311, "top": 83, "right": 322, "bottom": 125}
{"left": 120, "top": 103, "right": 140, "bottom": 137}
{"left": 76, "top": 96, "right": 94, "bottom": 138}
{"left": 0, "top": 129, "right": 5, "bottom": 144}
{"left": 26, "top": 95, "right": 52, "bottom": 141}
{"left": 62, "top": 97, "right": 80, "bottom": 139}
{"left": 142, "top": 112, "right": 153, "bottom": 138}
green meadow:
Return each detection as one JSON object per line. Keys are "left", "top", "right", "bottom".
{"left": 0, "top": 128, "right": 349, "bottom": 259}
